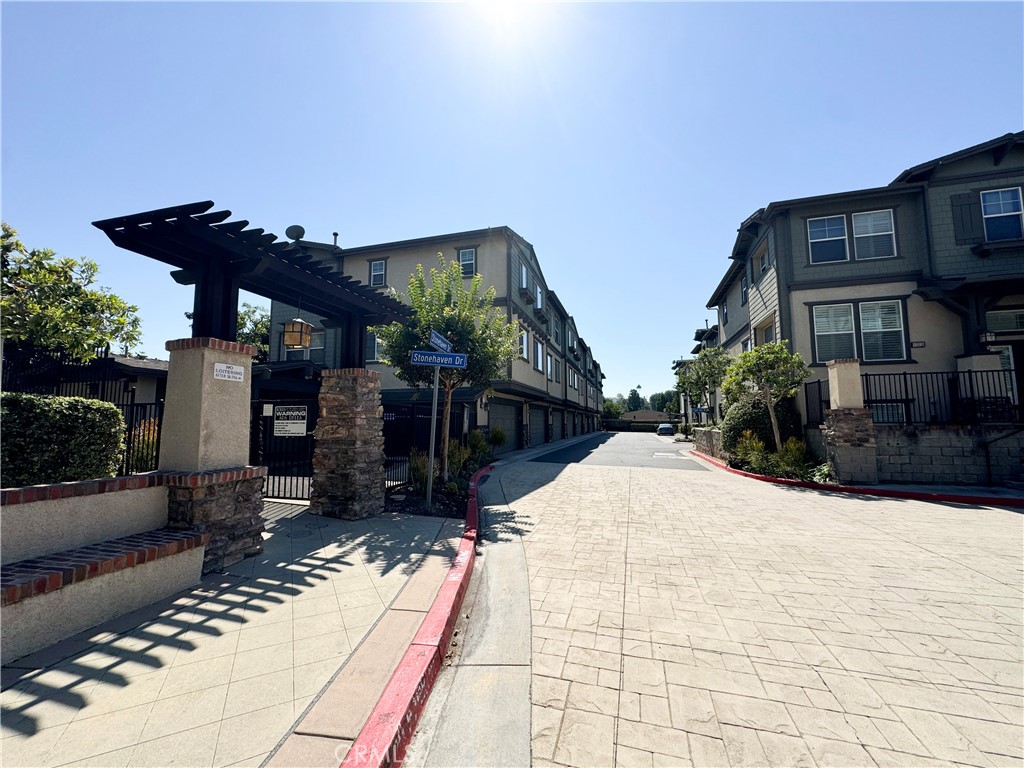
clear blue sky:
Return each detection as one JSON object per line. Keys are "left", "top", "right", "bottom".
{"left": 4, "top": 1, "right": 1022, "bottom": 400}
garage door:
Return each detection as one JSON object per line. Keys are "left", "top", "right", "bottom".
{"left": 489, "top": 402, "right": 519, "bottom": 455}
{"left": 529, "top": 405, "right": 547, "bottom": 447}
{"left": 551, "top": 409, "right": 564, "bottom": 441}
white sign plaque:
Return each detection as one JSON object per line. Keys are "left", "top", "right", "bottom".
{"left": 214, "top": 363, "right": 245, "bottom": 382}
{"left": 274, "top": 406, "right": 308, "bottom": 437}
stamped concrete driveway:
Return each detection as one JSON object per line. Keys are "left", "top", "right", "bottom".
{"left": 501, "top": 432, "right": 1023, "bottom": 767}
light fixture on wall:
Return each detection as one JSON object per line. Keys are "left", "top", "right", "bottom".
{"left": 979, "top": 331, "right": 997, "bottom": 345}
{"left": 283, "top": 296, "right": 313, "bottom": 349}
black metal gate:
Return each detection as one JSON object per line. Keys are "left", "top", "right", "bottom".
{"left": 250, "top": 399, "right": 317, "bottom": 500}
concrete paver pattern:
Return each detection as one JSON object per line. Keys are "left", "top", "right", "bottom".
{"left": 508, "top": 433, "right": 1023, "bottom": 767}
{"left": 1, "top": 505, "right": 449, "bottom": 767}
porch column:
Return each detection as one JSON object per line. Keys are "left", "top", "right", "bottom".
{"left": 310, "top": 368, "right": 385, "bottom": 520}
{"left": 823, "top": 358, "right": 878, "bottom": 484}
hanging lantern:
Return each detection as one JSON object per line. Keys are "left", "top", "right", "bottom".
{"left": 283, "top": 318, "right": 313, "bottom": 349}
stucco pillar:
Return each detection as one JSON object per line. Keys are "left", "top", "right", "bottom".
{"left": 956, "top": 352, "right": 1002, "bottom": 372}
{"left": 310, "top": 368, "right": 385, "bottom": 520}
{"left": 159, "top": 338, "right": 256, "bottom": 471}
{"left": 827, "top": 358, "right": 864, "bottom": 410}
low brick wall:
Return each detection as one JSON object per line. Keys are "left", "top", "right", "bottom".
{"left": 693, "top": 428, "right": 724, "bottom": 460}
{"left": 876, "top": 425, "right": 1024, "bottom": 485}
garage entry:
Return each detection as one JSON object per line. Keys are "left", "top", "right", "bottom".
{"left": 551, "top": 409, "right": 564, "bottom": 441}
{"left": 529, "top": 404, "right": 547, "bottom": 447}
{"left": 488, "top": 400, "right": 521, "bottom": 455}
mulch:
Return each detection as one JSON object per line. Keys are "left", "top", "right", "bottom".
{"left": 385, "top": 485, "right": 467, "bottom": 519}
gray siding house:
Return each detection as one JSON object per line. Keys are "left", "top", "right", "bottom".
{"left": 706, "top": 131, "right": 1024, "bottom": 426}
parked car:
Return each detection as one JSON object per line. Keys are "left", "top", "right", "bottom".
{"left": 656, "top": 423, "right": 674, "bottom": 436}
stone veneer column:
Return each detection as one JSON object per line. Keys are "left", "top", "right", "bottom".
{"left": 310, "top": 368, "right": 385, "bottom": 520}
{"left": 823, "top": 358, "right": 878, "bottom": 484}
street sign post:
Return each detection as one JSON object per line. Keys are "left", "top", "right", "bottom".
{"left": 410, "top": 346, "right": 470, "bottom": 508}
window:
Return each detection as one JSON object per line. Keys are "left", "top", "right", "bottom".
{"left": 722, "top": 300, "right": 728, "bottom": 326}
{"left": 554, "top": 326, "right": 561, "bottom": 345}
{"left": 534, "top": 340, "right": 543, "bottom": 370}
{"left": 546, "top": 354, "right": 553, "bottom": 380}
{"left": 520, "top": 263, "right": 528, "bottom": 289}
{"left": 536, "top": 286, "right": 543, "bottom": 309}
{"left": 808, "top": 215, "right": 849, "bottom": 263}
{"left": 852, "top": 210, "right": 896, "bottom": 260}
{"left": 459, "top": 248, "right": 476, "bottom": 277}
{"left": 980, "top": 188, "right": 1023, "bottom": 241}
{"left": 813, "top": 304, "right": 856, "bottom": 363}
{"left": 870, "top": 403, "right": 906, "bottom": 424}
{"left": 986, "top": 309, "right": 1024, "bottom": 332}
{"left": 740, "top": 276, "right": 749, "bottom": 305}
{"left": 365, "top": 331, "right": 383, "bottom": 362}
{"left": 741, "top": 338, "right": 752, "bottom": 353}
{"left": 284, "top": 330, "right": 325, "bottom": 363}
{"left": 760, "top": 324, "right": 775, "bottom": 344}
{"left": 369, "top": 259, "right": 386, "bottom": 287}
{"left": 520, "top": 330, "right": 529, "bottom": 360}
{"left": 555, "top": 361, "right": 561, "bottom": 383}
{"left": 860, "top": 301, "right": 905, "bottom": 362}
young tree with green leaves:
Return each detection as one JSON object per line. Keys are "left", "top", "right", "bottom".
{"left": 603, "top": 398, "right": 624, "bottom": 419}
{"left": 2, "top": 223, "right": 141, "bottom": 360}
{"left": 626, "top": 388, "right": 646, "bottom": 412}
{"left": 236, "top": 303, "right": 270, "bottom": 363}
{"left": 675, "top": 346, "right": 730, "bottom": 423}
{"left": 373, "top": 256, "right": 520, "bottom": 482}
{"left": 723, "top": 341, "right": 810, "bottom": 451}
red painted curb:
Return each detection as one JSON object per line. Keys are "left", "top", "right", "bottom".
{"left": 690, "top": 450, "right": 1024, "bottom": 509}
{"left": 340, "top": 463, "right": 494, "bottom": 768}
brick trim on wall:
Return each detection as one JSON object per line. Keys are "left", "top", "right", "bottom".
{"left": 0, "top": 467, "right": 268, "bottom": 507}
{"left": 164, "top": 337, "right": 258, "bottom": 356}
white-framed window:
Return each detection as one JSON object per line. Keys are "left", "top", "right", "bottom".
{"left": 722, "top": 300, "right": 729, "bottom": 326}
{"left": 369, "top": 259, "right": 386, "bottom": 287}
{"left": 852, "top": 210, "right": 896, "bottom": 260}
{"left": 980, "top": 187, "right": 1023, "bottom": 241}
{"left": 740, "top": 276, "right": 749, "bottom": 305}
{"left": 986, "top": 309, "right": 1024, "bottom": 332}
{"left": 520, "top": 263, "right": 528, "bottom": 289}
{"left": 520, "top": 330, "right": 529, "bottom": 360}
{"left": 808, "top": 215, "right": 849, "bottom": 263}
{"left": 741, "top": 338, "right": 752, "bottom": 353}
{"left": 284, "top": 330, "right": 326, "bottom": 363}
{"left": 860, "top": 300, "right": 905, "bottom": 362}
{"left": 459, "top": 248, "right": 476, "bottom": 277}
{"left": 534, "top": 339, "right": 543, "bottom": 370}
{"left": 536, "top": 286, "right": 543, "bottom": 309}
{"left": 546, "top": 354, "right": 553, "bottom": 380}
{"left": 813, "top": 304, "right": 856, "bottom": 363}
{"left": 760, "top": 323, "right": 775, "bottom": 344}
{"left": 365, "top": 331, "right": 384, "bottom": 362}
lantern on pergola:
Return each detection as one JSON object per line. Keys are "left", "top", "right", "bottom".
{"left": 283, "top": 296, "right": 313, "bottom": 350}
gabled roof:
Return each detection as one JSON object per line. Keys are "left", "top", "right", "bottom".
{"left": 892, "top": 131, "right": 1024, "bottom": 184}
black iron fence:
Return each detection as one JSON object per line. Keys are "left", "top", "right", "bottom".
{"left": 804, "top": 369, "right": 1019, "bottom": 426}
{"left": 119, "top": 403, "right": 164, "bottom": 475}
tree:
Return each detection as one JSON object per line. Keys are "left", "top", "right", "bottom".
{"left": 626, "top": 388, "right": 646, "bottom": 412}
{"left": 723, "top": 341, "right": 810, "bottom": 451}
{"left": 236, "top": 303, "right": 270, "bottom": 363}
{"left": 373, "top": 256, "right": 519, "bottom": 482}
{"left": 649, "top": 389, "right": 679, "bottom": 414}
{"left": 675, "top": 346, "right": 730, "bottom": 423}
{"left": 603, "top": 398, "right": 624, "bottom": 419}
{"left": 1, "top": 223, "right": 141, "bottom": 360}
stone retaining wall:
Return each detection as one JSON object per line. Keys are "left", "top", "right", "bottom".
{"left": 693, "top": 428, "right": 724, "bottom": 460}
{"left": 876, "top": 425, "right": 1024, "bottom": 485}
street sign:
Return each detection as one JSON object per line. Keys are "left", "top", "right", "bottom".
{"left": 429, "top": 330, "right": 453, "bottom": 354}
{"left": 411, "top": 350, "right": 467, "bottom": 369}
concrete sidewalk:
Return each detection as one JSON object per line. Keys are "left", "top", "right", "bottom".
{"left": 1, "top": 502, "right": 460, "bottom": 768}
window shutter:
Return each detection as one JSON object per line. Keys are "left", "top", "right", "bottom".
{"left": 951, "top": 193, "right": 984, "bottom": 245}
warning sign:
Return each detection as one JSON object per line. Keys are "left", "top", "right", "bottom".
{"left": 274, "top": 405, "right": 308, "bottom": 436}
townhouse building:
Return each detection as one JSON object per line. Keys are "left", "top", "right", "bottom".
{"left": 706, "top": 131, "right": 1024, "bottom": 428}
{"left": 267, "top": 226, "right": 604, "bottom": 454}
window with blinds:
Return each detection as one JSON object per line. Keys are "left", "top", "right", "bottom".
{"left": 852, "top": 210, "right": 896, "bottom": 260}
{"left": 808, "top": 216, "right": 849, "bottom": 263}
{"left": 860, "top": 301, "right": 905, "bottom": 361}
{"left": 980, "top": 187, "right": 1023, "bottom": 241}
{"left": 813, "top": 304, "right": 856, "bottom": 362}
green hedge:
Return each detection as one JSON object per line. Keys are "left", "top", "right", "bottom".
{"left": 602, "top": 421, "right": 669, "bottom": 433}
{"left": 1, "top": 393, "right": 125, "bottom": 487}
{"left": 721, "top": 395, "right": 801, "bottom": 453}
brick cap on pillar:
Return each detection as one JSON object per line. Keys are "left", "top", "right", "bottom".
{"left": 826, "top": 358, "right": 861, "bottom": 367}
{"left": 165, "top": 337, "right": 257, "bottom": 357}
{"left": 322, "top": 368, "right": 381, "bottom": 380}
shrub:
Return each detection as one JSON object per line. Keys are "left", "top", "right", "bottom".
{"left": 812, "top": 462, "right": 836, "bottom": 484}
{"left": 467, "top": 429, "right": 489, "bottom": 462}
{"left": 447, "top": 439, "right": 471, "bottom": 478}
{"left": 1, "top": 392, "right": 124, "bottom": 486}
{"left": 126, "top": 417, "right": 160, "bottom": 474}
{"left": 730, "top": 430, "right": 770, "bottom": 474}
{"left": 768, "top": 438, "right": 815, "bottom": 480}
{"left": 721, "top": 394, "right": 800, "bottom": 453}
{"left": 487, "top": 426, "right": 506, "bottom": 455}
{"left": 408, "top": 448, "right": 437, "bottom": 497}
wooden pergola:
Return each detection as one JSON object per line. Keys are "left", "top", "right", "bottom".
{"left": 93, "top": 201, "right": 409, "bottom": 367}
